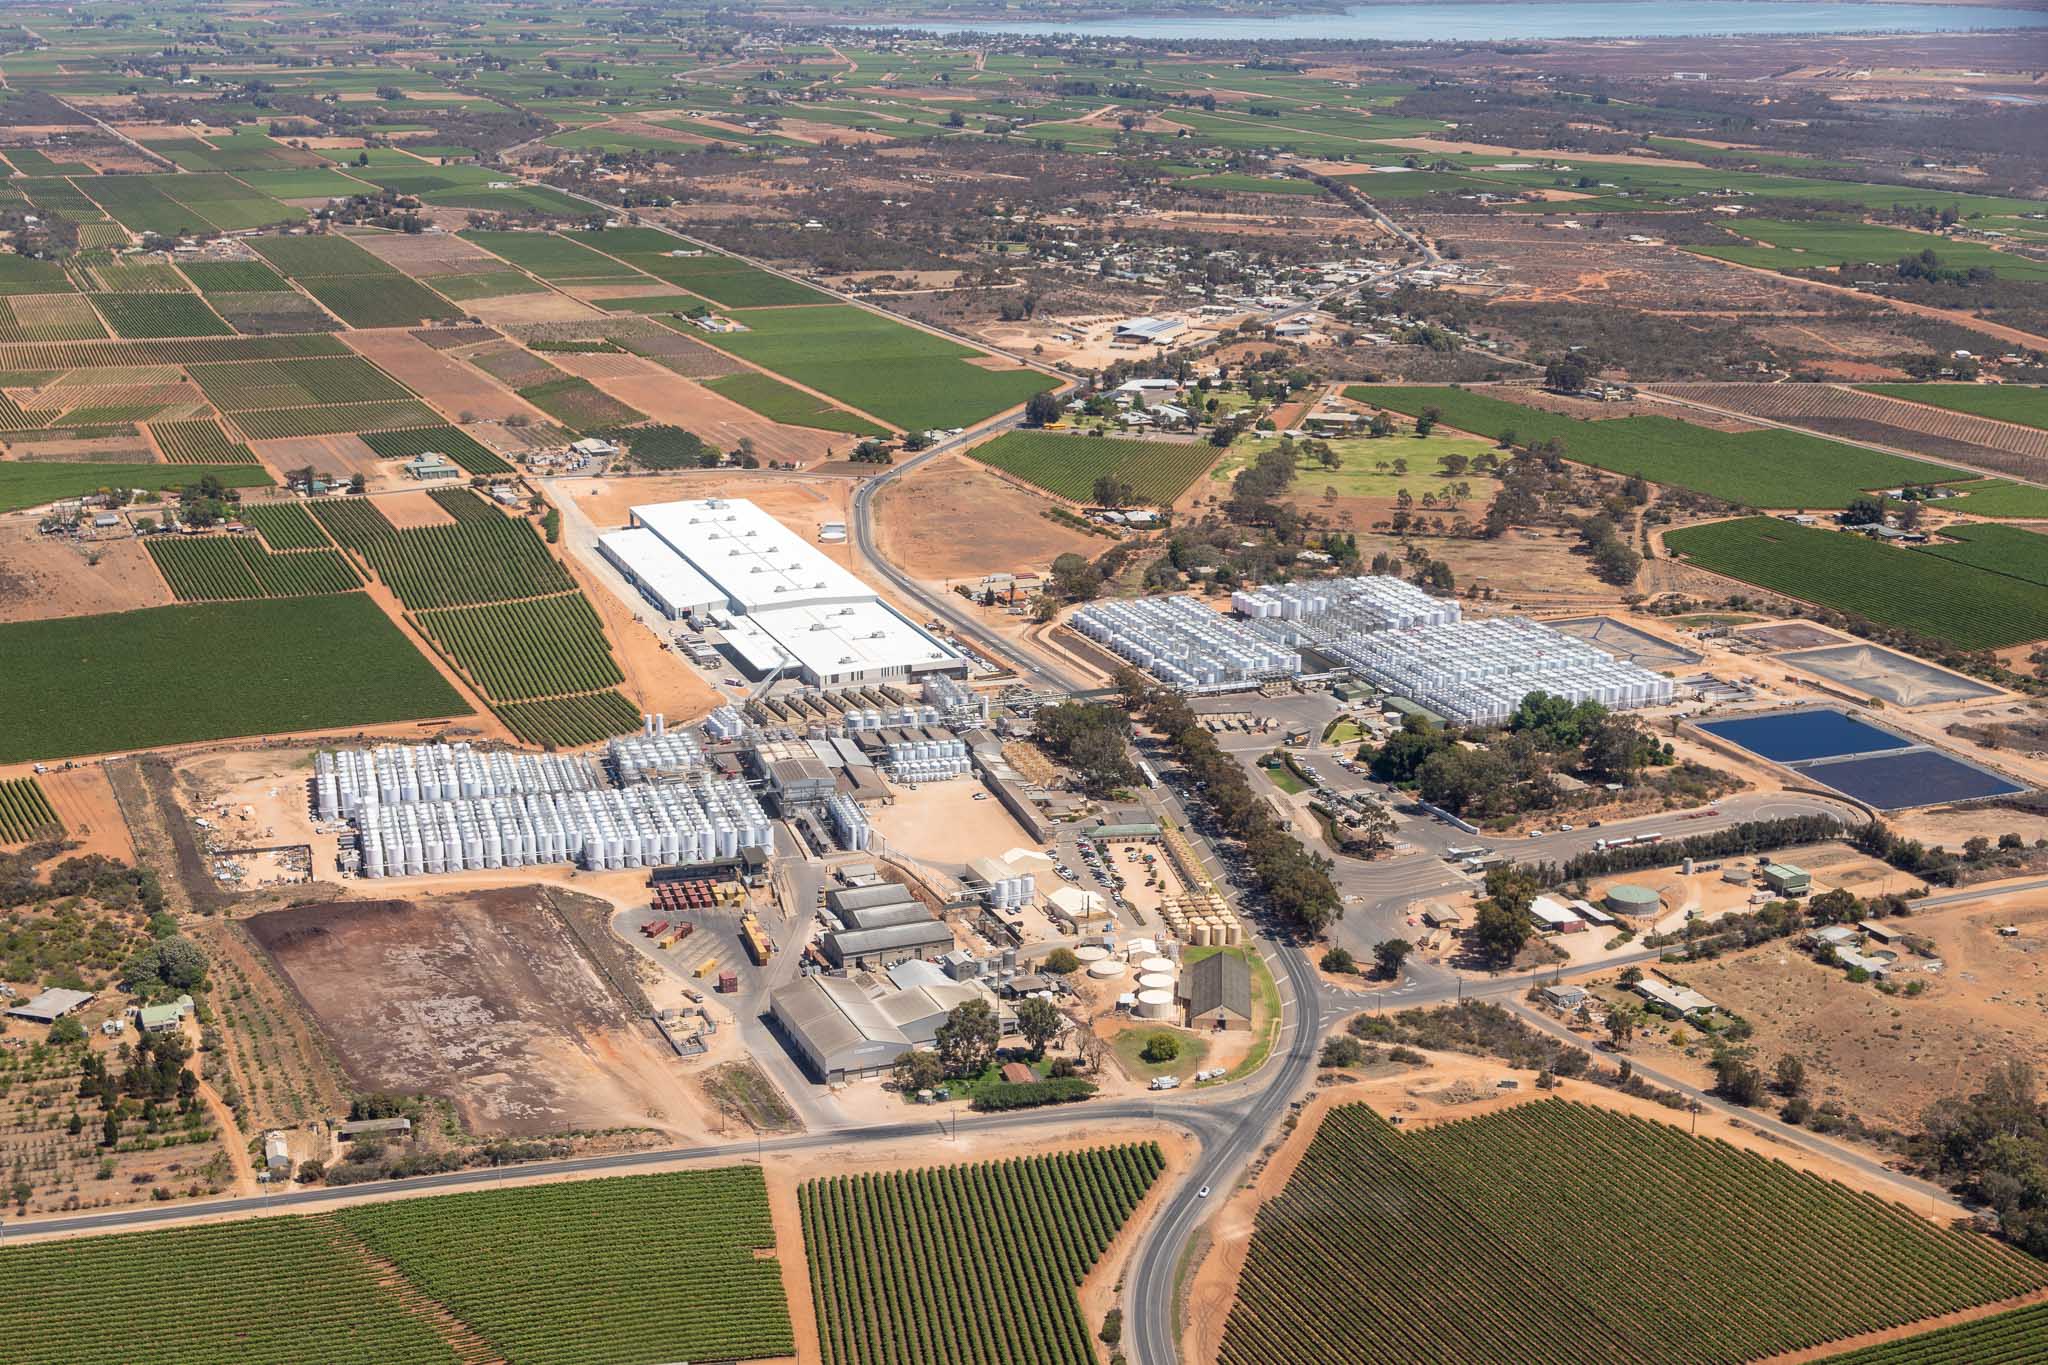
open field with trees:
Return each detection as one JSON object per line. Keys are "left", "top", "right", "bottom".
{"left": 1219, "top": 1101, "right": 2048, "bottom": 1365}
{"left": 0, "top": 595, "right": 467, "bottom": 763}
{"left": 1353, "top": 387, "right": 1960, "bottom": 508}
{"left": 802, "top": 1144, "right": 1165, "bottom": 1365}
{"left": 969, "top": 431, "right": 1214, "bottom": 505}
{"left": 1664, "top": 517, "right": 2048, "bottom": 650}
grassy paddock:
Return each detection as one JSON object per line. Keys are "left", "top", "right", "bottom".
{"left": 968, "top": 430, "right": 1214, "bottom": 505}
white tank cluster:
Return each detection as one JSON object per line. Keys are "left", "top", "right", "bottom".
{"left": 883, "top": 733, "right": 969, "bottom": 782}
{"left": 844, "top": 704, "right": 942, "bottom": 732}
{"left": 351, "top": 780, "right": 774, "bottom": 879}
{"left": 1232, "top": 576, "right": 1454, "bottom": 631}
{"left": 921, "top": 674, "right": 990, "bottom": 727}
{"left": 316, "top": 743, "right": 601, "bottom": 821}
{"left": 826, "top": 794, "right": 872, "bottom": 851}
{"left": 1326, "top": 616, "right": 1675, "bottom": 726}
{"left": 702, "top": 705, "right": 746, "bottom": 741}
{"left": 969, "top": 856, "right": 1035, "bottom": 909}
{"left": 1072, "top": 595, "right": 1301, "bottom": 688}
{"left": 607, "top": 731, "right": 707, "bottom": 783}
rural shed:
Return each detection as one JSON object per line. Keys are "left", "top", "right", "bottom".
{"left": 6, "top": 988, "right": 95, "bottom": 1024}
{"left": 1179, "top": 952, "right": 1252, "bottom": 1031}
{"left": 1762, "top": 864, "right": 1811, "bottom": 897}
{"left": 820, "top": 918, "right": 955, "bottom": 970}
{"left": 827, "top": 883, "right": 920, "bottom": 917}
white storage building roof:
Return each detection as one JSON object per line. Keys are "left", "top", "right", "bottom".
{"left": 759, "top": 600, "right": 964, "bottom": 685}
{"left": 635, "top": 498, "right": 875, "bottom": 613}
{"left": 599, "top": 527, "right": 724, "bottom": 617}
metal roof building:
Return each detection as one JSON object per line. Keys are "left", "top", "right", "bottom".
{"left": 6, "top": 988, "right": 95, "bottom": 1024}
{"left": 1179, "top": 952, "right": 1252, "bottom": 1030}
{"left": 820, "top": 918, "right": 956, "bottom": 969}
{"left": 598, "top": 527, "right": 724, "bottom": 620}
{"left": 770, "top": 973, "right": 995, "bottom": 1082}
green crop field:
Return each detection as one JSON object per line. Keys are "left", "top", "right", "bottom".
{"left": 425, "top": 270, "right": 546, "bottom": 301}
{"left": 461, "top": 229, "right": 643, "bottom": 280}
{"left": 0, "top": 776, "right": 62, "bottom": 844}
{"left": 233, "top": 400, "right": 443, "bottom": 440}
{"left": 303, "top": 274, "right": 463, "bottom": 327}
{"left": 1665, "top": 517, "right": 2048, "bottom": 651}
{"left": 968, "top": 430, "right": 1216, "bottom": 505}
{"left": 803, "top": 1144, "right": 1165, "bottom": 1365}
{"left": 1820, "top": 1302, "right": 2048, "bottom": 1365}
{"left": 413, "top": 592, "right": 623, "bottom": 701}
{"left": 0, "top": 334, "right": 349, "bottom": 369}
{"left": 148, "top": 418, "right": 255, "bottom": 465}
{"left": 361, "top": 424, "right": 512, "bottom": 474}
{"left": 703, "top": 369, "right": 888, "bottom": 435}
{"left": 1687, "top": 219, "right": 2048, "bottom": 281}
{"left": 1856, "top": 384, "right": 2048, "bottom": 432}
{"left": 188, "top": 355, "right": 414, "bottom": 410}
{"left": 0, "top": 1215, "right": 463, "bottom": 1365}
{"left": 247, "top": 235, "right": 395, "bottom": 278}
{"left": 691, "top": 305, "right": 1051, "bottom": 432}
{"left": 87, "top": 292, "right": 234, "bottom": 339}
{"left": 241, "top": 501, "right": 332, "bottom": 551}
{"left": 311, "top": 495, "right": 572, "bottom": 609}
{"left": 0, "top": 594, "right": 467, "bottom": 763}
{"left": 1353, "top": 386, "right": 1961, "bottom": 507}
{"left": 179, "top": 260, "right": 291, "bottom": 294}
{"left": 572, "top": 231, "right": 829, "bottom": 307}
{"left": 1918, "top": 522, "right": 2048, "bottom": 590}
{"left": 336, "top": 1167, "right": 793, "bottom": 1365}
{"left": 515, "top": 376, "right": 645, "bottom": 431}
{"left": 147, "top": 537, "right": 360, "bottom": 601}
{"left": 1938, "top": 480, "right": 2048, "bottom": 518}
{"left": 495, "top": 690, "right": 643, "bottom": 748}
{"left": 0, "top": 461, "right": 271, "bottom": 515}
{"left": 1218, "top": 1101, "right": 2047, "bottom": 1365}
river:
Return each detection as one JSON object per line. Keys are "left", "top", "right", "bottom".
{"left": 846, "top": 2, "right": 2048, "bottom": 41}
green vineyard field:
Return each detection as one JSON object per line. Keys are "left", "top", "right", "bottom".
{"left": 360, "top": 424, "right": 512, "bottom": 474}
{"left": 1917, "top": 522, "right": 2048, "bottom": 591}
{"left": 1819, "top": 1301, "right": 2048, "bottom": 1364}
{"left": 968, "top": 430, "right": 1215, "bottom": 505}
{"left": 1218, "top": 1101, "right": 2048, "bottom": 1365}
{"left": 0, "top": 776, "right": 62, "bottom": 844}
{"left": 413, "top": 592, "right": 624, "bottom": 701}
{"left": 240, "top": 502, "right": 332, "bottom": 551}
{"left": 311, "top": 497, "right": 573, "bottom": 608}
{"left": 1664, "top": 517, "right": 2048, "bottom": 651}
{"left": 494, "top": 690, "right": 643, "bottom": 748}
{"left": 147, "top": 537, "right": 360, "bottom": 601}
{"left": 802, "top": 1144, "right": 1165, "bottom": 1365}
{"left": 336, "top": 1167, "right": 794, "bottom": 1365}
{"left": 148, "top": 417, "right": 256, "bottom": 465}
{"left": 1352, "top": 386, "right": 1959, "bottom": 508}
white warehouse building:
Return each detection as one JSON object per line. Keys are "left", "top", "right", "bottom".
{"left": 609, "top": 498, "right": 968, "bottom": 688}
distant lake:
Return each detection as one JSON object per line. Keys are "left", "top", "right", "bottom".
{"left": 856, "top": 2, "right": 2048, "bottom": 41}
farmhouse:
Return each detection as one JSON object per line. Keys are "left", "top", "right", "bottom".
{"left": 1530, "top": 895, "right": 1585, "bottom": 934}
{"left": 1179, "top": 951, "right": 1252, "bottom": 1031}
{"left": 1632, "top": 976, "right": 1716, "bottom": 1019}
{"left": 401, "top": 453, "right": 463, "bottom": 482}
{"left": 135, "top": 994, "right": 194, "bottom": 1034}
{"left": 611, "top": 499, "right": 967, "bottom": 687}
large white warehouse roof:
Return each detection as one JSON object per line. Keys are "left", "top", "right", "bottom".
{"left": 599, "top": 527, "right": 724, "bottom": 618}
{"left": 634, "top": 498, "right": 876, "bottom": 613}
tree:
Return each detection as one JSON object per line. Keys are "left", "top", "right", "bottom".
{"left": 1584, "top": 713, "right": 1654, "bottom": 783}
{"left": 1415, "top": 406, "right": 1440, "bottom": 436}
{"left": 1092, "top": 475, "right": 1135, "bottom": 508}
{"left": 1015, "top": 997, "right": 1063, "bottom": 1059}
{"left": 935, "top": 999, "right": 1000, "bottom": 1077}
{"left": 1713, "top": 1055, "right": 1766, "bottom": 1107}
{"left": 1841, "top": 495, "right": 1888, "bottom": 527}
{"left": 1373, "top": 938, "right": 1413, "bottom": 980}
{"left": 1774, "top": 1054, "right": 1808, "bottom": 1096}
{"left": 1140, "top": 1032, "right": 1181, "bottom": 1064}
{"left": 101, "top": 1111, "right": 120, "bottom": 1148}
{"left": 296, "top": 1158, "right": 326, "bottom": 1184}
{"left": 1024, "top": 390, "right": 1062, "bottom": 427}
{"left": 1606, "top": 1002, "right": 1640, "bottom": 1048}
{"left": 123, "top": 936, "right": 207, "bottom": 999}
{"left": 1545, "top": 353, "right": 1592, "bottom": 393}
{"left": 1473, "top": 898, "right": 1532, "bottom": 963}
{"left": 1320, "top": 946, "right": 1357, "bottom": 974}
{"left": 892, "top": 1048, "right": 945, "bottom": 1093}
{"left": 1043, "top": 947, "right": 1081, "bottom": 975}
{"left": 49, "top": 1016, "right": 85, "bottom": 1045}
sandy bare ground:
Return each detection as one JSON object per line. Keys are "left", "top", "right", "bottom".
{"left": 466, "top": 292, "right": 607, "bottom": 325}
{"left": 547, "top": 359, "right": 841, "bottom": 466}
{"left": 249, "top": 434, "right": 380, "bottom": 485}
{"left": 349, "top": 234, "right": 503, "bottom": 276}
{"left": 549, "top": 515, "right": 722, "bottom": 726}
{"left": 0, "top": 520, "right": 170, "bottom": 622}
{"left": 249, "top": 887, "right": 710, "bottom": 1138}
{"left": 344, "top": 330, "right": 552, "bottom": 425}
{"left": 872, "top": 455, "right": 1101, "bottom": 581}
{"left": 868, "top": 780, "right": 1039, "bottom": 865}
{"left": 374, "top": 490, "right": 459, "bottom": 528}
{"left": 1377, "top": 137, "right": 1711, "bottom": 168}
{"left": 36, "top": 764, "right": 135, "bottom": 865}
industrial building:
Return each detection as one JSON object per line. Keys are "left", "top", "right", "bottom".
{"left": 609, "top": 499, "right": 967, "bottom": 687}
{"left": 770, "top": 972, "right": 1000, "bottom": 1082}
{"left": 1179, "top": 952, "right": 1252, "bottom": 1030}
{"left": 819, "top": 918, "right": 956, "bottom": 970}
{"left": 1114, "top": 316, "right": 1187, "bottom": 345}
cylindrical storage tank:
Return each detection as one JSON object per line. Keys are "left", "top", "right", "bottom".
{"left": 1190, "top": 922, "right": 1214, "bottom": 947}
{"left": 1136, "top": 988, "right": 1175, "bottom": 1020}
{"left": 1137, "top": 971, "right": 1175, "bottom": 992}
{"left": 1075, "top": 945, "right": 1110, "bottom": 964}
{"left": 1139, "top": 956, "right": 1174, "bottom": 975}
{"left": 1087, "top": 958, "right": 1126, "bottom": 980}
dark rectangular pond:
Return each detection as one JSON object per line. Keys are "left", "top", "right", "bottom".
{"left": 1696, "top": 710, "right": 1913, "bottom": 765}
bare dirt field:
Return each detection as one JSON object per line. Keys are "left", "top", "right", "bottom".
{"left": 343, "top": 329, "right": 549, "bottom": 424}
{"left": 37, "top": 764, "right": 135, "bottom": 866}
{"left": 0, "top": 520, "right": 170, "bottom": 621}
{"left": 547, "top": 516, "right": 722, "bottom": 726}
{"left": 867, "top": 779, "right": 1039, "bottom": 865}
{"left": 248, "top": 434, "right": 380, "bottom": 484}
{"left": 373, "top": 490, "right": 460, "bottom": 528}
{"left": 247, "top": 886, "right": 708, "bottom": 1138}
{"left": 351, "top": 233, "right": 505, "bottom": 276}
{"left": 872, "top": 454, "right": 1102, "bottom": 581}
{"left": 466, "top": 292, "right": 606, "bottom": 325}
{"left": 1629, "top": 891, "right": 2048, "bottom": 1134}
